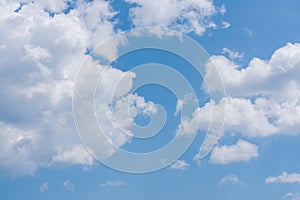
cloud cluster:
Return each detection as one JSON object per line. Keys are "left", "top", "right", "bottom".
{"left": 0, "top": 0, "right": 119, "bottom": 177}
{"left": 206, "top": 43, "right": 300, "bottom": 162}
{"left": 178, "top": 43, "right": 300, "bottom": 163}
{"left": 0, "top": 0, "right": 229, "bottom": 177}
{"left": 3, "top": 0, "right": 298, "bottom": 177}
{"left": 125, "top": 0, "right": 225, "bottom": 35}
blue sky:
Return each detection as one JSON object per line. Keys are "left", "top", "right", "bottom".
{"left": 1, "top": 0, "right": 300, "bottom": 200}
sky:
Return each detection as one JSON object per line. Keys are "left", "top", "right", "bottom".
{"left": 1, "top": 0, "right": 300, "bottom": 199}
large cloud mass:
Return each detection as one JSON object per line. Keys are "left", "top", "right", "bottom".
{"left": 1, "top": 0, "right": 225, "bottom": 177}
{"left": 2, "top": 0, "right": 299, "bottom": 176}
{"left": 0, "top": 0, "right": 119, "bottom": 176}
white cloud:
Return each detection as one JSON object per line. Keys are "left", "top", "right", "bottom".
{"left": 52, "top": 145, "right": 94, "bottom": 166}
{"left": 175, "top": 99, "right": 184, "bottom": 116}
{"left": 0, "top": 0, "right": 120, "bottom": 177}
{"left": 206, "top": 43, "right": 300, "bottom": 99}
{"left": 170, "top": 160, "right": 190, "bottom": 170}
{"left": 40, "top": 182, "right": 49, "bottom": 192}
{"left": 180, "top": 43, "right": 300, "bottom": 161}
{"left": 221, "top": 21, "right": 231, "bottom": 29}
{"left": 207, "top": 97, "right": 276, "bottom": 137}
{"left": 0, "top": 122, "right": 39, "bottom": 177}
{"left": 99, "top": 180, "right": 127, "bottom": 187}
{"left": 112, "top": 93, "right": 158, "bottom": 132}
{"left": 91, "top": 62, "right": 158, "bottom": 154}
{"left": 174, "top": 93, "right": 193, "bottom": 116}
{"left": 76, "top": 0, "right": 117, "bottom": 48}
{"left": 204, "top": 43, "right": 300, "bottom": 136}
{"left": 0, "top": 0, "right": 165, "bottom": 177}
{"left": 125, "top": 0, "right": 224, "bottom": 35}
{"left": 63, "top": 180, "right": 74, "bottom": 191}
{"left": 178, "top": 43, "right": 300, "bottom": 164}
{"left": 177, "top": 96, "right": 277, "bottom": 140}
{"left": 1, "top": 0, "right": 299, "bottom": 178}
{"left": 285, "top": 193, "right": 300, "bottom": 200}
{"left": 36, "top": 0, "right": 67, "bottom": 13}
{"left": 265, "top": 171, "right": 300, "bottom": 184}
{"left": 210, "top": 140, "right": 259, "bottom": 164}
{"left": 218, "top": 174, "right": 239, "bottom": 185}
{"left": 222, "top": 47, "right": 243, "bottom": 60}
{"left": 243, "top": 27, "right": 253, "bottom": 37}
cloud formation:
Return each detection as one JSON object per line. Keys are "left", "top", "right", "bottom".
{"left": 125, "top": 0, "right": 225, "bottom": 35}
{"left": 178, "top": 43, "right": 300, "bottom": 163}
{"left": 210, "top": 140, "right": 259, "bottom": 164}
{"left": 265, "top": 171, "right": 300, "bottom": 184}
{"left": 203, "top": 43, "right": 300, "bottom": 138}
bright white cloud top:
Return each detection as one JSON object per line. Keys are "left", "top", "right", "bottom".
{"left": 125, "top": 0, "right": 224, "bottom": 35}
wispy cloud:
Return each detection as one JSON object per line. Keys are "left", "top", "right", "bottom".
{"left": 243, "top": 27, "right": 253, "bottom": 37}
{"left": 63, "top": 180, "right": 74, "bottom": 191}
{"left": 218, "top": 174, "right": 240, "bottom": 185}
{"left": 222, "top": 47, "right": 244, "bottom": 60}
{"left": 99, "top": 180, "right": 127, "bottom": 188}
{"left": 284, "top": 192, "right": 300, "bottom": 200}
{"left": 40, "top": 182, "right": 48, "bottom": 192}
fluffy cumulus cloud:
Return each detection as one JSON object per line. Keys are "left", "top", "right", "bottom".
{"left": 125, "top": 0, "right": 225, "bottom": 35}
{"left": 210, "top": 140, "right": 259, "bottom": 164}
{"left": 0, "top": 0, "right": 167, "bottom": 177}
{"left": 0, "top": 0, "right": 157, "bottom": 177}
{"left": 177, "top": 43, "right": 300, "bottom": 163}
{"left": 203, "top": 43, "right": 300, "bottom": 137}
{"left": 265, "top": 171, "right": 300, "bottom": 184}
{"left": 0, "top": 0, "right": 118, "bottom": 177}
{"left": 206, "top": 43, "right": 300, "bottom": 100}
{"left": 2, "top": 0, "right": 299, "bottom": 177}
